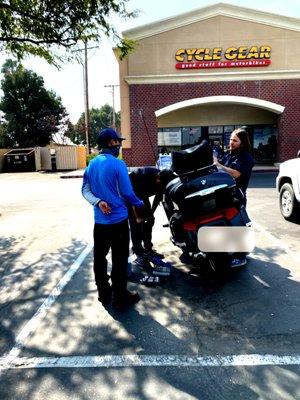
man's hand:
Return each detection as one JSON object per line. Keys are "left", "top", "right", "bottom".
{"left": 98, "top": 200, "right": 111, "bottom": 215}
{"left": 132, "top": 205, "right": 144, "bottom": 223}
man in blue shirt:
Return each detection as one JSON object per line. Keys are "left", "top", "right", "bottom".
{"left": 82, "top": 128, "right": 144, "bottom": 309}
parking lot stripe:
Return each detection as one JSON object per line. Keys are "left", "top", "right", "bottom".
{"left": 2, "top": 243, "right": 93, "bottom": 365}
{"left": 253, "top": 275, "right": 271, "bottom": 288}
{"left": 0, "top": 354, "right": 299, "bottom": 370}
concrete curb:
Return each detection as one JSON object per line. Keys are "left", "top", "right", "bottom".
{"left": 252, "top": 167, "right": 279, "bottom": 173}
{"left": 60, "top": 174, "right": 84, "bottom": 179}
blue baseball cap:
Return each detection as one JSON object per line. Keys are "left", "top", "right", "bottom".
{"left": 97, "top": 128, "right": 125, "bottom": 148}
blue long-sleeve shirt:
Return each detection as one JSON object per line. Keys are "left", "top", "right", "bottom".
{"left": 82, "top": 153, "right": 143, "bottom": 224}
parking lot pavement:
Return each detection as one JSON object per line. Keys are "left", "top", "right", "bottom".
{"left": 0, "top": 171, "right": 299, "bottom": 400}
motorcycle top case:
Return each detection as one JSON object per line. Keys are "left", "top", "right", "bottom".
{"left": 166, "top": 171, "right": 236, "bottom": 216}
{"left": 171, "top": 140, "right": 213, "bottom": 175}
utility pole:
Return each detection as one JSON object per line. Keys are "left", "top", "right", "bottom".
{"left": 73, "top": 41, "right": 97, "bottom": 154}
{"left": 104, "top": 84, "right": 119, "bottom": 129}
{"left": 83, "top": 41, "right": 90, "bottom": 153}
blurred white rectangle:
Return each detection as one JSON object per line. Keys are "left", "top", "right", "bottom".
{"left": 198, "top": 226, "right": 255, "bottom": 252}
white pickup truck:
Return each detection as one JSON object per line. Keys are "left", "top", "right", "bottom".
{"left": 276, "top": 151, "right": 300, "bottom": 222}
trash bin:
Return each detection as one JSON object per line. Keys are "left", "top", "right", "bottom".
{"left": 4, "top": 148, "right": 37, "bottom": 172}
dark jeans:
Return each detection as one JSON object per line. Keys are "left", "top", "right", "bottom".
{"left": 128, "top": 197, "right": 154, "bottom": 256}
{"left": 93, "top": 219, "right": 129, "bottom": 299}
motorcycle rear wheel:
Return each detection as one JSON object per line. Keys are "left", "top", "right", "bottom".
{"left": 207, "top": 253, "right": 231, "bottom": 275}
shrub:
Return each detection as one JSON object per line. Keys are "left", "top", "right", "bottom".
{"left": 86, "top": 153, "right": 97, "bottom": 165}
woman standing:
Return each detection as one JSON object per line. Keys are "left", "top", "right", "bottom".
{"left": 214, "top": 128, "right": 254, "bottom": 267}
{"left": 214, "top": 128, "right": 254, "bottom": 206}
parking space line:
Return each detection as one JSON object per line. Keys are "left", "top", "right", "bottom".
{"left": 2, "top": 243, "right": 93, "bottom": 365}
{"left": 253, "top": 275, "right": 270, "bottom": 288}
{"left": 0, "top": 354, "right": 299, "bottom": 370}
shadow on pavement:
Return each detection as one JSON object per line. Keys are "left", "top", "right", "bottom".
{"left": 0, "top": 238, "right": 299, "bottom": 400}
{"left": 0, "top": 236, "right": 88, "bottom": 354}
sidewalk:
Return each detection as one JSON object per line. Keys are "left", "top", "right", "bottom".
{"left": 60, "top": 165, "right": 279, "bottom": 179}
{"left": 253, "top": 165, "right": 279, "bottom": 172}
{"left": 60, "top": 169, "right": 85, "bottom": 179}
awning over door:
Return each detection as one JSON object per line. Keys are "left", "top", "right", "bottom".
{"left": 155, "top": 96, "right": 285, "bottom": 117}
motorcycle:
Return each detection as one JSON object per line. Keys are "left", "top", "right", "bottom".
{"left": 162, "top": 140, "right": 254, "bottom": 273}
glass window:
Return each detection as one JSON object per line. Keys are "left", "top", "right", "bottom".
{"left": 224, "top": 125, "right": 234, "bottom": 133}
{"left": 252, "top": 126, "right": 277, "bottom": 163}
{"left": 158, "top": 124, "right": 277, "bottom": 163}
{"left": 208, "top": 126, "right": 223, "bottom": 134}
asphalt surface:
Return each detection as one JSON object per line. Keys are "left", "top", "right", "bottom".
{"left": 0, "top": 171, "right": 299, "bottom": 400}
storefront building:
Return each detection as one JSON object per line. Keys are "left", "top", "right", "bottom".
{"left": 116, "top": 3, "right": 300, "bottom": 166}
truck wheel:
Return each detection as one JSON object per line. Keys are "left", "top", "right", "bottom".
{"left": 279, "top": 183, "right": 299, "bottom": 222}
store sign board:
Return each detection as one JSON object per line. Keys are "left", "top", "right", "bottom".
{"left": 158, "top": 131, "right": 182, "bottom": 145}
{"left": 175, "top": 45, "right": 271, "bottom": 69}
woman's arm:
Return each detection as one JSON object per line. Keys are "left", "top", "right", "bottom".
{"left": 213, "top": 157, "right": 241, "bottom": 179}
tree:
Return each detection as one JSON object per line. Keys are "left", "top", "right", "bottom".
{"left": 0, "top": 120, "right": 9, "bottom": 147}
{"left": 0, "top": 0, "right": 137, "bottom": 66}
{"left": 0, "top": 59, "right": 69, "bottom": 147}
{"left": 69, "top": 104, "right": 120, "bottom": 147}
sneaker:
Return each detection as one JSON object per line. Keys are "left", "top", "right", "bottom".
{"left": 112, "top": 291, "right": 141, "bottom": 310}
{"left": 231, "top": 257, "right": 247, "bottom": 268}
{"left": 144, "top": 249, "right": 165, "bottom": 259}
{"left": 134, "top": 255, "right": 149, "bottom": 267}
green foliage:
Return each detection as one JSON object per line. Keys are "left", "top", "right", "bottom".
{"left": 86, "top": 153, "right": 97, "bottom": 165}
{"left": 0, "top": 0, "right": 138, "bottom": 66}
{"left": 67, "top": 104, "right": 120, "bottom": 148}
{"left": 0, "top": 59, "right": 69, "bottom": 147}
{"left": 0, "top": 121, "right": 9, "bottom": 147}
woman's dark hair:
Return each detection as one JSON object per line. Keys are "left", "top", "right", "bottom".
{"left": 233, "top": 128, "right": 251, "bottom": 151}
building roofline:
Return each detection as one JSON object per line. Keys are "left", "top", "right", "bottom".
{"left": 122, "top": 2, "right": 300, "bottom": 40}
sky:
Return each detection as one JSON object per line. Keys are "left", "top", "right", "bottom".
{"left": 0, "top": 0, "right": 299, "bottom": 124}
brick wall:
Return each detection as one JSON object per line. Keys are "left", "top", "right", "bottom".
{"left": 126, "top": 79, "right": 300, "bottom": 166}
